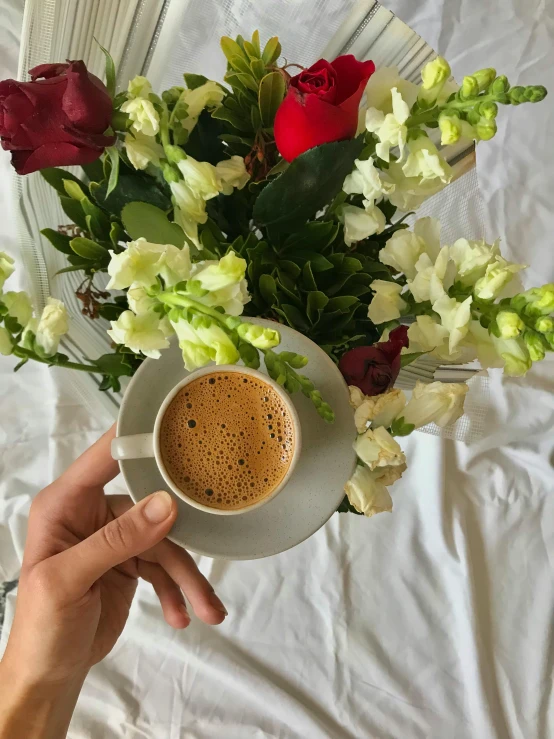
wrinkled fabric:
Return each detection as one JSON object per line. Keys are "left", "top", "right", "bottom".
{"left": 1, "top": 1, "right": 554, "bottom": 737}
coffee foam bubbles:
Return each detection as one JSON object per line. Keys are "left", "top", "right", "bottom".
{"left": 160, "top": 371, "right": 295, "bottom": 510}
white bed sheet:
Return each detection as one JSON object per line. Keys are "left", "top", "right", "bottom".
{"left": 1, "top": 1, "right": 553, "bottom": 737}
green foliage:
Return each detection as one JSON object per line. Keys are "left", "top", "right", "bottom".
{"left": 105, "top": 146, "right": 120, "bottom": 197}
{"left": 93, "top": 171, "right": 171, "bottom": 214}
{"left": 95, "top": 39, "right": 116, "bottom": 98}
{"left": 337, "top": 496, "right": 363, "bottom": 515}
{"left": 121, "top": 202, "right": 186, "bottom": 246}
{"left": 41, "top": 168, "right": 90, "bottom": 198}
{"left": 40, "top": 228, "right": 73, "bottom": 255}
{"left": 390, "top": 417, "right": 415, "bottom": 437}
{"left": 253, "top": 138, "right": 364, "bottom": 231}
{"left": 258, "top": 72, "right": 285, "bottom": 126}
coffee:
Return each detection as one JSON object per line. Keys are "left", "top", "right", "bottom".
{"left": 159, "top": 370, "right": 296, "bottom": 510}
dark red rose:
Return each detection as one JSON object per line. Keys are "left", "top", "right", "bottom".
{"left": 338, "top": 326, "right": 409, "bottom": 396}
{"left": 0, "top": 60, "right": 115, "bottom": 175}
{"left": 274, "top": 55, "right": 375, "bottom": 162}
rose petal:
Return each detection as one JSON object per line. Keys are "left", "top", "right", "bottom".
{"left": 11, "top": 143, "right": 103, "bottom": 175}
{"left": 62, "top": 60, "right": 113, "bottom": 133}
{"left": 29, "top": 62, "right": 70, "bottom": 80}
{"left": 331, "top": 55, "right": 375, "bottom": 105}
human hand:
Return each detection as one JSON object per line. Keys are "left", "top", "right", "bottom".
{"left": 0, "top": 425, "right": 226, "bottom": 738}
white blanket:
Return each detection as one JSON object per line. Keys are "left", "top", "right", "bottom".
{"left": 1, "top": 1, "right": 553, "bottom": 737}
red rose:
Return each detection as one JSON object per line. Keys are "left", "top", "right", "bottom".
{"left": 0, "top": 61, "right": 115, "bottom": 175}
{"left": 338, "top": 326, "right": 409, "bottom": 396}
{"left": 274, "top": 55, "right": 375, "bottom": 162}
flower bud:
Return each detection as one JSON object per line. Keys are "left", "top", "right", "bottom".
{"left": 508, "top": 86, "right": 526, "bottom": 105}
{"left": 534, "top": 315, "right": 554, "bottom": 334}
{"left": 162, "top": 86, "right": 184, "bottom": 106}
{"left": 164, "top": 145, "right": 186, "bottom": 164}
{"left": 0, "top": 326, "right": 13, "bottom": 356}
{"left": 543, "top": 332, "right": 554, "bottom": 350}
{"left": 479, "top": 101, "right": 498, "bottom": 120}
{"left": 521, "top": 283, "right": 554, "bottom": 317}
{"left": 163, "top": 163, "right": 180, "bottom": 183}
{"left": 496, "top": 310, "right": 525, "bottom": 339}
{"left": 236, "top": 322, "right": 280, "bottom": 349}
{"left": 472, "top": 68, "right": 497, "bottom": 92}
{"left": 523, "top": 330, "right": 546, "bottom": 362}
{"left": 421, "top": 57, "right": 451, "bottom": 90}
{"left": 439, "top": 112, "right": 462, "bottom": 145}
{"left": 461, "top": 75, "right": 479, "bottom": 98}
{"left": 475, "top": 116, "right": 497, "bottom": 141}
{"left": 491, "top": 75, "right": 509, "bottom": 94}
{"left": 525, "top": 85, "right": 548, "bottom": 103}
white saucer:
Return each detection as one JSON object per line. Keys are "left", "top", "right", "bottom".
{"left": 117, "top": 319, "right": 356, "bottom": 559}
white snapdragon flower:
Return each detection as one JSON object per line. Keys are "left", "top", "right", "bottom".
{"left": 108, "top": 311, "right": 170, "bottom": 359}
{"left": 171, "top": 181, "right": 208, "bottom": 228}
{"left": 344, "top": 465, "right": 393, "bottom": 517}
{"left": 349, "top": 385, "right": 365, "bottom": 409}
{"left": 0, "top": 326, "right": 12, "bottom": 355}
{"left": 0, "top": 251, "right": 15, "bottom": 290}
{"left": 189, "top": 258, "right": 250, "bottom": 316}
{"left": 172, "top": 317, "right": 239, "bottom": 369}
{"left": 127, "top": 76, "right": 152, "bottom": 99}
{"left": 177, "top": 156, "right": 220, "bottom": 200}
{"left": 407, "top": 315, "right": 450, "bottom": 353}
{"left": 215, "top": 156, "right": 250, "bottom": 195}
{"left": 2, "top": 291, "right": 33, "bottom": 327}
{"left": 121, "top": 97, "right": 160, "bottom": 137}
{"left": 473, "top": 257, "right": 526, "bottom": 300}
{"left": 367, "top": 280, "right": 407, "bottom": 324}
{"left": 366, "top": 88, "right": 411, "bottom": 162}
{"left": 383, "top": 163, "right": 447, "bottom": 212}
{"left": 353, "top": 388, "right": 407, "bottom": 433}
{"left": 449, "top": 238, "right": 501, "bottom": 286}
{"left": 354, "top": 426, "right": 407, "bottom": 471}
{"left": 467, "top": 321, "right": 503, "bottom": 369}
{"left": 402, "top": 136, "right": 453, "bottom": 183}
{"left": 362, "top": 67, "right": 419, "bottom": 115}
{"left": 402, "top": 380, "right": 468, "bottom": 428}
{"left": 491, "top": 335, "right": 532, "bottom": 376}
{"left": 36, "top": 298, "right": 69, "bottom": 356}
{"left": 191, "top": 252, "right": 246, "bottom": 292}
{"left": 432, "top": 294, "right": 473, "bottom": 354}
{"left": 379, "top": 217, "right": 441, "bottom": 279}
{"left": 127, "top": 285, "right": 157, "bottom": 315}
{"left": 125, "top": 131, "right": 164, "bottom": 170}
{"left": 342, "top": 157, "right": 395, "bottom": 203}
{"left": 173, "top": 206, "right": 201, "bottom": 249}
{"left": 236, "top": 322, "right": 280, "bottom": 349}
{"left": 407, "top": 246, "right": 456, "bottom": 304}
{"left": 107, "top": 240, "right": 191, "bottom": 290}
{"left": 176, "top": 81, "right": 226, "bottom": 133}
{"left": 339, "top": 204, "right": 386, "bottom": 247}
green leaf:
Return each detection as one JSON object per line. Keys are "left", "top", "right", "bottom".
{"left": 81, "top": 199, "right": 111, "bottom": 241}
{"left": 55, "top": 264, "right": 89, "bottom": 275}
{"left": 326, "top": 296, "right": 359, "bottom": 313}
{"left": 94, "top": 173, "right": 171, "bottom": 214}
{"left": 258, "top": 72, "right": 286, "bottom": 127}
{"left": 229, "top": 55, "right": 252, "bottom": 76}
{"left": 221, "top": 36, "right": 248, "bottom": 64}
{"left": 390, "top": 417, "right": 415, "bottom": 437}
{"left": 253, "top": 137, "right": 364, "bottom": 232}
{"left": 261, "top": 37, "right": 281, "bottom": 66}
{"left": 337, "top": 495, "right": 363, "bottom": 515}
{"left": 183, "top": 73, "right": 209, "bottom": 90}
{"left": 93, "top": 353, "right": 134, "bottom": 377}
{"left": 95, "top": 38, "right": 116, "bottom": 97}
{"left": 259, "top": 273, "right": 278, "bottom": 305}
{"left": 267, "top": 158, "right": 289, "bottom": 177}
{"left": 307, "top": 291, "right": 329, "bottom": 324}
{"left": 185, "top": 110, "right": 226, "bottom": 165}
{"left": 121, "top": 202, "right": 185, "bottom": 247}
{"left": 41, "top": 167, "right": 90, "bottom": 197}
{"left": 59, "top": 196, "right": 88, "bottom": 231}
{"left": 242, "top": 40, "right": 259, "bottom": 59}
{"left": 278, "top": 304, "right": 310, "bottom": 331}
{"left": 400, "top": 352, "right": 425, "bottom": 368}
{"left": 105, "top": 146, "right": 120, "bottom": 197}
{"left": 302, "top": 262, "right": 318, "bottom": 291}
{"left": 251, "top": 30, "right": 261, "bottom": 56}
{"left": 294, "top": 251, "right": 334, "bottom": 272}
{"left": 40, "top": 228, "right": 73, "bottom": 255}
{"left": 283, "top": 221, "right": 338, "bottom": 252}
{"left": 81, "top": 159, "right": 105, "bottom": 183}
{"left": 109, "top": 222, "right": 126, "bottom": 247}
{"left": 70, "top": 237, "right": 109, "bottom": 261}
{"left": 279, "top": 260, "right": 301, "bottom": 279}
{"left": 212, "top": 105, "right": 251, "bottom": 131}
{"left": 251, "top": 105, "right": 262, "bottom": 131}
{"left": 231, "top": 72, "right": 259, "bottom": 92}
{"left": 250, "top": 58, "right": 266, "bottom": 81}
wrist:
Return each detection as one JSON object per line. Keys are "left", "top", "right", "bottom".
{"left": 0, "top": 658, "right": 86, "bottom": 739}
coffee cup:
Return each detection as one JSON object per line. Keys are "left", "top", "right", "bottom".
{"left": 112, "top": 365, "right": 301, "bottom": 516}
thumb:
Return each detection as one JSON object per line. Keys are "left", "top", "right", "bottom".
{"left": 55, "top": 491, "right": 177, "bottom": 597}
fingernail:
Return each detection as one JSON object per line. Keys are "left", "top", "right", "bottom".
{"left": 143, "top": 491, "right": 173, "bottom": 523}
{"left": 209, "top": 592, "right": 228, "bottom": 616}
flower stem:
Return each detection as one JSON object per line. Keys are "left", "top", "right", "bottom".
{"left": 13, "top": 346, "right": 99, "bottom": 373}
{"left": 157, "top": 291, "right": 227, "bottom": 325}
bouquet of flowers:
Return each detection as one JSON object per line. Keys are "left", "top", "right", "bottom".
{"left": 0, "top": 32, "right": 550, "bottom": 517}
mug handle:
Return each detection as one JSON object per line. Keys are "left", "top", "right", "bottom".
{"left": 111, "top": 433, "right": 155, "bottom": 460}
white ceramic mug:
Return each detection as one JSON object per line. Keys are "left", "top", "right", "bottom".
{"left": 112, "top": 364, "right": 302, "bottom": 516}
